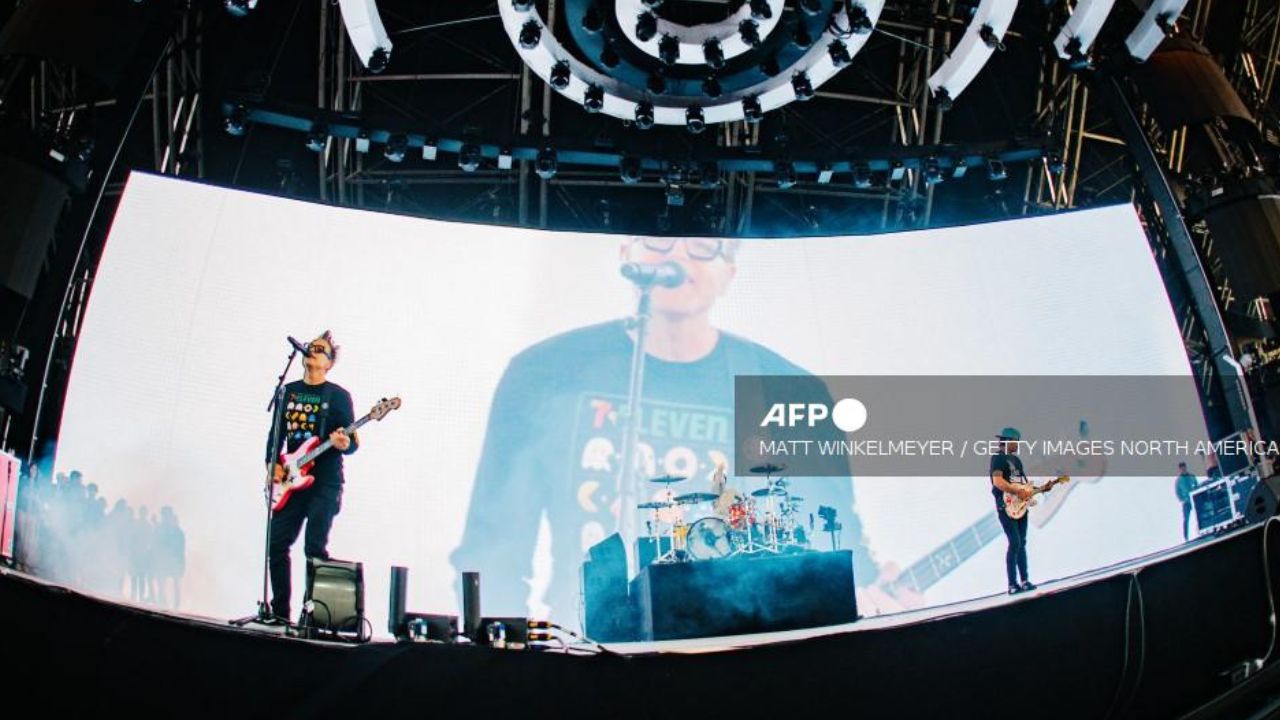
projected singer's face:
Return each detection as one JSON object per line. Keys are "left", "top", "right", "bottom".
{"left": 623, "top": 236, "right": 737, "bottom": 317}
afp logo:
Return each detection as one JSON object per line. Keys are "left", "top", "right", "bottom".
{"left": 759, "top": 398, "right": 868, "bottom": 433}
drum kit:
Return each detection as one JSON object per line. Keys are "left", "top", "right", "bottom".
{"left": 637, "top": 464, "right": 811, "bottom": 564}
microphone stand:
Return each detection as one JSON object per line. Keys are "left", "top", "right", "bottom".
{"left": 616, "top": 287, "right": 653, "bottom": 579}
{"left": 230, "top": 344, "right": 300, "bottom": 628}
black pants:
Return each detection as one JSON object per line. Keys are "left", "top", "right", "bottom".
{"left": 269, "top": 485, "right": 340, "bottom": 621}
{"left": 1181, "top": 500, "right": 1192, "bottom": 540}
{"left": 997, "top": 509, "right": 1028, "bottom": 587}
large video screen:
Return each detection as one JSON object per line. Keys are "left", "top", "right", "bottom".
{"left": 46, "top": 172, "right": 1204, "bottom": 637}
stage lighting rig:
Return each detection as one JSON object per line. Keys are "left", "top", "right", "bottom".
{"left": 760, "top": 55, "right": 781, "bottom": 76}
{"left": 828, "top": 40, "right": 852, "bottom": 68}
{"left": 703, "top": 39, "right": 725, "bottom": 70}
{"left": 846, "top": 4, "right": 873, "bottom": 34}
{"left": 582, "top": 3, "right": 604, "bottom": 33}
{"left": 224, "top": 0, "right": 256, "bottom": 17}
{"left": 749, "top": 0, "right": 773, "bottom": 21}
{"left": 1045, "top": 151, "right": 1065, "bottom": 175}
{"left": 922, "top": 157, "right": 943, "bottom": 185}
{"left": 817, "top": 163, "right": 834, "bottom": 184}
{"left": 647, "top": 74, "right": 667, "bottom": 94}
{"left": 776, "top": 161, "right": 797, "bottom": 189}
{"left": 980, "top": 24, "right": 1004, "bottom": 51}
{"left": 703, "top": 76, "right": 723, "bottom": 98}
{"left": 550, "top": 61, "right": 571, "bottom": 90}
{"left": 793, "top": 23, "right": 814, "bottom": 49}
{"left": 512, "top": 0, "right": 534, "bottom": 11}
{"left": 792, "top": 72, "right": 814, "bottom": 101}
{"left": 641, "top": 0, "right": 664, "bottom": 7}
{"left": 498, "top": 147, "right": 513, "bottom": 170}
{"left": 699, "top": 161, "right": 719, "bottom": 186}
{"left": 367, "top": 47, "right": 390, "bottom": 73}
{"left": 224, "top": 105, "right": 248, "bottom": 136}
{"left": 658, "top": 34, "right": 680, "bottom": 65}
{"left": 535, "top": 146, "right": 558, "bottom": 179}
{"left": 600, "top": 45, "right": 620, "bottom": 68}
{"left": 800, "top": 0, "right": 822, "bottom": 15}
{"left": 666, "top": 184, "right": 685, "bottom": 206}
{"left": 739, "top": 19, "right": 761, "bottom": 48}
{"left": 384, "top": 134, "right": 407, "bottom": 162}
{"left": 422, "top": 137, "right": 438, "bottom": 161}
{"left": 519, "top": 20, "right": 542, "bottom": 49}
{"left": 686, "top": 106, "right": 706, "bottom": 134}
{"left": 985, "top": 157, "right": 1007, "bottom": 181}
{"left": 851, "top": 163, "right": 872, "bottom": 188}
{"left": 305, "top": 122, "right": 328, "bottom": 153}
{"left": 584, "top": 84, "right": 605, "bottom": 112}
{"left": 620, "top": 156, "right": 644, "bottom": 184}
{"left": 636, "top": 11, "right": 658, "bottom": 42}
{"left": 355, "top": 129, "right": 370, "bottom": 154}
{"left": 457, "top": 142, "right": 482, "bottom": 172}
{"left": 635, "top": 101, "right": 656, "bottom": 129}
{"left": 742, "top": 95, "right": 764, "bottom": 123}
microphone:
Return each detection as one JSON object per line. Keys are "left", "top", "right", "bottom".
{"left": 287, "top": 336, "right": 311, "bottom": 355}
{"left": 620, "top": 261, "right": 686, "bottom": 289}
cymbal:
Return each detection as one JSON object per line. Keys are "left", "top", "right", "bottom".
{"left": 749, "top": 463, "right": 786, "bottom": 474}
{"left": 675, "top": 492, "right": 718, "bottom": 505}
{"left": 751, "top": 487, "right": 788, "bottom": 498}
{"left": 638, "top": 500, "right": 675, "bottom": 509}
{"left": 649, "top": 474, "right": 688, "bottom": 484}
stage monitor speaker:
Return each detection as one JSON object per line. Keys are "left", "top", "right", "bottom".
{"left": 582, "top": 533, "right": 635, "bottom": 641}
{"left": 304, "top": 557, "right": 365, "bottom": 636}
{"left": 1245, "top": 477, "right": 1279, "bottom": 524}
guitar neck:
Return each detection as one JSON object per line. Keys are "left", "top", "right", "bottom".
{"left": 892, "top": 513, "right": 1004, "bottom": 595}
{"left": 296, "top": 414, "right": 372, "bottom": 466}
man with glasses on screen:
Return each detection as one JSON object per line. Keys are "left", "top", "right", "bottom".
{"left": 450, "top": 236, "right": 874, "bottom": 632}
{"left": 266, "top": 332, "right": 359, "bottom": 623}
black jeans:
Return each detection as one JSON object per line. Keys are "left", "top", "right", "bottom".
{"left": 996, "top": 508, "right": 1028, "bottom": 587}
{"left": 269, "top": 485, "right": 341, "bottom": 621}
{"left": 1181, "top": 500, "right": 1192, "bottom": 540}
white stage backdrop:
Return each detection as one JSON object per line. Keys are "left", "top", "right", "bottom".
{"left": 53, "top": 172, "right": 1204, "bottom": 636}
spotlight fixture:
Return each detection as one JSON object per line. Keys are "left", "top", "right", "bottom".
{"left": 686, "top": 105, "right": 706, "bottom": 134}
{"left": 512, "top": 0, "right": 535, "bottom": 11}
{"left": 635, "top": 101, "right": 656, "bottom": 129}
{"left": 828, "top": 40, "right": 851, "bottom": 68}
{"left": 305, "top": 122, "right": 328, "bottom": 152}
{"left": 1063, "top": 37, "right": 1091, "bottom": 70}
{"left": 498, "top": 147, "right": 513, "bottom": 170}
{"left": 985, "top": 157, "right": 1007, "bottom": 181}
{"left": 980, "top": 24, "right": 1004, "bottom": 51}
{"left": 703, "top": 39, "right": 725, "bottom": 70}
{"left": 384, "top": 133, "right": 408, "bottom": 163}
{"left": 775, "top": 161, "right": 797, "bottom": 189}
{"left": 800, "top": 0, "right": 822, "bottom": 15}
{"left": 666, "top": 184, "right": 685, "bottom": 206}
{"left": 793, "top": 23, "right": 813, "bottom": 49}
{"left": 1045, "top": 151, "right": 1065, "bottom": 175}
{"left": 922, "top": 157, "right": 942, "bottom": 185}
{"left": 620, "top": 156, "right": 643, "bottom": 184}
{"left": 760, "top": 55, "right": 780, "bottom": 76}
{"left": 817, "top": 162, "right": 834, "bottom": 184}
{"left": 847, "top": 4, "right": 872, "bottom": 33}
{"left": 355, "top": 129, "right": 370, "bottom": 154}
{"left": 422, "top": 136, "right": 438, "bottom": 161}
{"left": 224, "top": 105, "right": 248, "bottom": 136}
{"left": 458, "top": 142, "right": 481, "bottom": 172}
{"left": 703, "top": 76, "right": 723, "bottom": 98}
{"left": 641, "top": 0, "right": 663, "bottom": 7}
{"left": 792, "top": 72, "right": 814, "bottom": 101}
{"left": 600, "top": 46, "right": 620, "bottom": 68}
{"left": 519, "top": 20, "right": 542, "bottom": 49}
{"left": 584, "top": 84, "right": 605, "bottom": 112}
{"left": 550, "top": 61, "right": 571, "bottom": 90}
{"left": 664, "top": 162, "right": 686, "bottom": 184}
{"left": 851, "top": 163, "right": 872, "bottom": 188}
{"left": 535, "top": 146, "right": 558, "bottom": 179}
{"left": 647, "top": 73, "right": 667, "bottom": 94}
{"left": 582, "top": 3, "right": 604, "bottom": 33}
{"left": 636, "top": 11, "right": 658, "bottom": 42}
{"left": 368, "top": 47, "right": 391, "bottom": 73}
{"left": 749, "top": 0, "right": 772, "bottom": 21}
{"left": 935, "top": 87, "right": 953, "bottom": 111}
{"left": 742, "top": 95, "right": 764, "bottom": 123}
{"left": 889, "top": 159, "right": 905, "bottom": 181}
{"left": 224, "top": 0, "right": 255, "bottom": 17}
{"left": 740, "top": 19, "right": 761, "bottom": 47}
{"left": 659, "top": 34, "right": 680, "bottom": 65}
{"left": 950, "top": 159, "right": 968, "bottom": 179}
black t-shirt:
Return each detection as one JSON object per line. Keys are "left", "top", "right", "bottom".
{"left": 450, "top": 319, "right": 873, "bottom": 621}
{"left": 989, "top": 452, "right": 1026, "bottom": 508}
{"left": 266, "top": 380, "right": 356, "bottom": 492}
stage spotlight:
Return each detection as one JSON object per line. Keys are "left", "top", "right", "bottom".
{"left": 828, "top": 40, "right": 852, "bottom": 68}
{"left": 985, "top": 157, "right": 1007, "bottom": 181}
{"left": 355, "top": 129, "right": 371, "bottom": 154}
{"left": 422, "top": 137, "right": 438, "bottom": 161}
{"left": 792, "top": 72, "right": 814, "bottom": 101}
{"left": 368, "top": 47, "right": 390, "bottom": 74}
{"left": 742, "top": 95, "right": 764, "bottom": 123}
{"left": 793, "top": 23, "right": 813, "bottom": 49}
{"left": 304, "top": 122, "right": 328, "bottom": 152}
{"left": 699, "top": 161, "right": 719, "bottom": 185}
{"left": 458, "top": 142, "right": 481, "bottom": 172}
{"left": 980, "top": 24, "right": 1004, "bottom": 51}
{"left": 800, "top": 0, "right": 822, "bottom": 15}
{"left": 498, "top": 147, "right": 513, "bottom": 170}
{"left": 584, "top": 84, "right": 605, "bottom": 112}
{"left": 600, "top": 46, "right": 620, "bottom": 68}
{"left": 666, "top": 184, "right": 685, "bottom": 206}
{"left": 847, "top": 4, "right": 872, "bottom": 33}
{"left": 519, "top": 20, "right": 542, "bottom": 49}
{"left": 384, "top": 134, "right": 407, "bottom": 163}
{"left": 889, "top": 159, "right": 905, "bottom": 181}
{"left": 224, "top": 0, "right": 256, "bottom": 17}
{"left": 582, "top": 3, "right": 604, "bottom": 33}
{"left": 760, "top": 55, "right": 780, "bottom": 76}
{"left": 224, "top": 105, "right": 248, "bottom": 136}
{"left": 620, "top": 156, "right": 643, "bottom": 184}
{"left": 704, "top": 39, "right": 725, "bottom": 70}
{"left": 664, "top": 162, "right": 686, "bottom": 184}
{"left": 512, "top": 0, "right": 534, "bottom": 11}
{"left": 775, "top": 161, "right": 797, "bottom": 189}
{"left": 703, "top": 76, "right": 723, "bottom": 98}
{"left": 647, "top": 73, "right": 667, "bottom": 94}
{"left": 817, "top": 162, "right": 834, "bottom": 184}
{"left": 1045, "top": 151, "right": 1065, "bottom": 175}
{"left": 686, "top": 106, "right": 706, "bottom": 134}
{"left": 922, "top": 157, "right": 942, "bottom": 184}
{"left": 635, "top": 101, "right": 656, "bottom": 129}
{"left": 749, "top": 0, "right": 772, "bottom": 21}
{"left": 1063, "top": 37, "right": 1091, "bottom": 70}
{"left": 636, "top": 11, "right": 658, "bottom": 42}
{"left": 935, "top": 87, "right": 953, "bottom": 111}
{"left": 659, "top": 34, "right": 680, "bottom": 65}
{"left": 740, "top": 19, "right": 761, "bottom": 47}
{"left": 535, "top": 146, "right": 557, "bottom": 179}
{"left": 550, "top": 61, "right": 572, "bottom": 90}
{"left": 851, "top": 163, "right": 872, "bottom": 188}
{"left": 950, "top": 159, "right": 968, "bottom": 179}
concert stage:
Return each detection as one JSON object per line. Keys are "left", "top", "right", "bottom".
{"left": 3, "top": 520, "right": 1278, "bottom": 719}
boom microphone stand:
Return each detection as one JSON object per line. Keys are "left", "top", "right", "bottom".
{"left": 230, "top": 341, "right": 300, "bottom": 628}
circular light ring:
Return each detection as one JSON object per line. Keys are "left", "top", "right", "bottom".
{"left": 614, "top": 0, "right": 784, "bottom": 65}
{"left": 502, "top": 0, "right": 884, "bottom": 126}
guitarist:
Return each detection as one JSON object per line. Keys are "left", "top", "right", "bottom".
{"left": 266, "top": 331, "right": 359, "bottom": 623}
{"left": 989, "top": 427, "right": 1035, "bottom": 596}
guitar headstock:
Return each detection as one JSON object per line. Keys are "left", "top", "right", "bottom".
{"left": 369, "top": 396, "right": 402, "bottom": 421}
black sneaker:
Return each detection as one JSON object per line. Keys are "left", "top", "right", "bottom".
{"left": 1008, "top": 584, "right": 1021, "bottom": 595}
{"left": 1020, "top": 581, "right": 1037, "bottom": 593}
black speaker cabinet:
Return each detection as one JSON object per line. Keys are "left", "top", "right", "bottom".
{"left": 305, "top": 557, "right": 365, "bottom": 636}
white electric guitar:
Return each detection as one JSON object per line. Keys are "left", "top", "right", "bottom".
{"left": 271, "top": 396, "right": 401, "bottom": 511}
{"left": 1003, "top": 475, "right": 1071, "bottom": 520}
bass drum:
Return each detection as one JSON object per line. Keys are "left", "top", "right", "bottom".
{"left": 685, "top": 517, "right": 734, "bottom": 560}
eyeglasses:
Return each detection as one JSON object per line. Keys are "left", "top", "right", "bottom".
{"left": 637, "top": 237, "right": 728, "bottom": 262}
{"left": 308, "top": 344, "right": 333, "bottom": 358}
